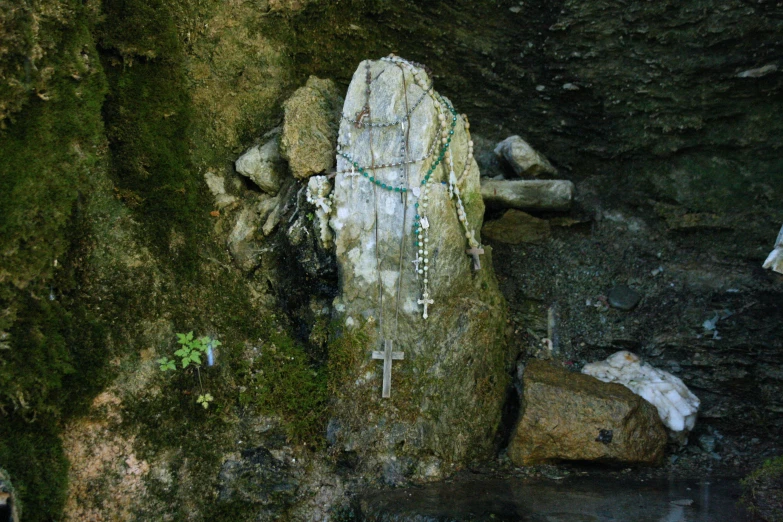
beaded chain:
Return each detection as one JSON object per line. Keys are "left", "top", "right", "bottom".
{"left": 447, "top": 114, "right": 480, "bottom": 250}
{"left": 382, "top": 54, "right": 462, "bottom": 315}
{"left": 336, "top": 133, "right": 438, "bottom": 175}
{"left": 336, "top": 55, "right": 479, "bottom": 321}
{"left": 336, "top": 93, "right": 457, "bottom": 194}
{"left": 340, "top": 86, "right": 430, "bottom": 128}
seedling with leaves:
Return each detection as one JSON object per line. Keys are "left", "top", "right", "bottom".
{"left": 157, "top": 332, "right": 221, "bottom": 409}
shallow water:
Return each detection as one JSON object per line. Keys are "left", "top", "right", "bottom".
{"left": 358, "top": 475, "right": 751, "bottom": 521}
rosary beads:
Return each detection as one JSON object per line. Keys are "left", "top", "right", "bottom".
{"left": 336, "top": 55, "right": 482, "bottom": 321}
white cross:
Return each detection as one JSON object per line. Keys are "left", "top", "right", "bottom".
{"left": 371, "top": 340, "right": 404, "bottom": 398}
{"left": 346, "top": 165, "right": 361, "bottom": 190}
{"left": 418, "top": 292, "right": 434, "bottom": 320}
{"left": 420, "top": 216, "right": 429, "bottom": 230}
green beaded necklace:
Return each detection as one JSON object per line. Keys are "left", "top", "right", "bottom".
{"left": 337, "top": 98, "right": 458, "bottom": 194}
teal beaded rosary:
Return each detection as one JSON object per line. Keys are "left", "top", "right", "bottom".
{"left": 336, "top": 55, "right": 477, "bottom": 322}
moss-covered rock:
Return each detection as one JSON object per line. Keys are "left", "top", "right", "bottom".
{"left": 742, "top": 456, "right": 783, "bottom": 522}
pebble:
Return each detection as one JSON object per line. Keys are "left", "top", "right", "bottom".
{"left": 607, "top": 285, "right": 641, "bottom": 310}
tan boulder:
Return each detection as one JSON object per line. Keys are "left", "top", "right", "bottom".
{"left": 482, "top": 209, "right": 551, "bottom": 244}
{"left": 508, "top": 360, "right": 667, "bottom": 466}
{"left": 281, "top": 76, "right": 342, "bottom": 179}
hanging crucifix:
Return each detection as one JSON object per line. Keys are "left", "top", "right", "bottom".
{"left": 372, "top": 340, "right": 405, "bottom": 398}
{"left": 466, "top": 245, "right": 484, "bottom": 270}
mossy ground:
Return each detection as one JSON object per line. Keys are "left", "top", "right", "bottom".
{"left": 742, "top": 456, "right": 783, "bottom": 522}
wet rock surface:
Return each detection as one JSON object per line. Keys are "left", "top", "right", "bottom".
{"left": 217, "top": 447, "right": 297, "bottom": 507}
{"left": 355, "top": 473, "right": 752, "bottom": 522}
{"left": 508, "top": 360, "right": 667, "bottom": 466}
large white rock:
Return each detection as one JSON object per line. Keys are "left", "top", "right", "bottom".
{"left": 582, "top": 351, "right": 700, "bottom": 432}
{"left": 762, "top": 224, "right": 783, "bottom": 274}
{"left": 327, "top": 56, "right": 508, "bottom": 478}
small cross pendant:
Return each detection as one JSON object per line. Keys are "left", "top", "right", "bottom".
{"left": 466, "top": 246, "right": 485, "bottom": 271}
{"left": 371, "top": 340, "right": 405, "bottom": 398}
{"left": 411, "top": 254, "right": 422, "bottom": 279}
{"left": 418, "top": 292, "right": 434, "bottom": 320}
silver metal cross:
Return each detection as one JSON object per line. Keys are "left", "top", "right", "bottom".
{"left": 411, "top": 254, "right": 422, "bottom": 278}
{"left": 466, "top": 246, "right": 484, "bottom": 271}
{"left": 418, "top": 292, "right": 434, "bottom": 320}
{"left": 371, "top": 340, "right": 405, "bottom": 398}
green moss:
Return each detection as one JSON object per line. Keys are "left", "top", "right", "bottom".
{"left": 742, "top": 456, "right": 783, "bottom": 522}
{"left": 0, "top": 417, "right": 69, "bottom": 521}
{"left": 242, "top": 321, "right": 328, "bottom": 446}
{"left": 0, "top": 4, "right": 113, "bottom": 520}
{"left": 99, "top": 0, "right": 209, "bottom": 275}
{"left": 0, "top": 15, "right": 107, "bottom": 330}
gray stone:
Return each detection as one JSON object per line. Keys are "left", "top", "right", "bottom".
{"left": 217, "top": 447, "right": 297, "bottom": 507}
{"left": 494, "top": 135, "right": 557, "bottom": 177}
{"left": 227, "top": 194, "right": 280, "bottom": 271}
{"left": 482, "top": 209, "right": 551, "bottom": 244}
{"left": 481, "top": 179, "right": 574, "bottom": 211}
{"left": 328, "top": 57, "right": 508, "bottom": 477}
{"left": 204, "top": 171, "right": 238, "bottom": 209}
{"left": 508, "top": 360, "right": 667, "bottom": 466}
{"left": 281, "top": 76, "right": 343, "bottom": 180}
{"left": 607, "top": 285, "right": 642, "bottom": 311}
{"left": 737, "top": 64, "right": 778, "bottom": 78}
{"left": 235, "top": 131, "right": 284, "bottom": 195}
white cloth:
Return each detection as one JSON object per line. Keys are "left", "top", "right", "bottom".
{"left": 582, "top": 351, "right": 700, "bottom": 432}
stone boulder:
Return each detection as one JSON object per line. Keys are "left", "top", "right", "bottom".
{"left": 494, "top": 135, "right": 557, "bottom": 177}
{"left": 281, "top": 76, "right": 342, "bottom": 180}
{"left": 235, "top": 129, "right": 284, "bottom": 195}
{"left": 327, "top": 56, "right": 508, "bottom": 480}
{"left": 508, "top": 360, "right": 667, "bottom": 466}
{"left": 481, "top": 179, "right": 573, "bottom": 211}
{"left": 482, "top": 209, "right": 551, "bottom": 244}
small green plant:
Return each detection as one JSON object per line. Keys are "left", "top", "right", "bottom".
{"left": 196, "top": 393, "right": 214, "bottom": 409}
{"left": 157, "top": 332, "right": 221, "bottom": 409}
